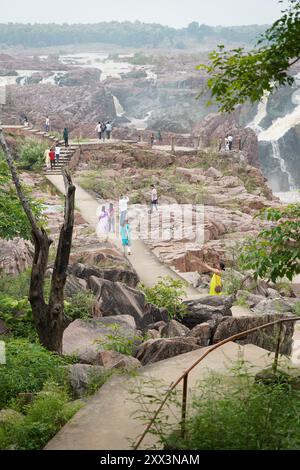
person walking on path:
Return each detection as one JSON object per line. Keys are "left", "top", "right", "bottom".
{"left": 97, "top": 205, "right": 109, "bottom": 239}
{"left": 101, "top": 122, "right": 107, "bottom": 141}
{"left": 49, "top": 148, "right": 56, "bottom": 170}
{"left": 95, "top": 122, "right": 102, "bottom": 140}
{"left": 157, "top": 130, "right": 162, "bottom": 143}
{"left": 150, "top": 133, "right": 155, "bottom": 147}
{"left": 119, "top": 195, "right": 129, "bottom": 225}
{"left": 44, "top": 147, "right": 51, "bottom": 169}
{"left": 199, "top": 261, "right": 226, "bottom": 296}
{"left": 228, "top": 134, "right": 233, "bottom": 150}
{"left": 55, "top": 144, "right": 61, "bottom": 165}
{"left": 150, "top": 184, "right": 158, "bottom": 213}
{"left": 120, "top": 219, "right": 132, "bottom": 256}
{"left": 108, "top": 202, "right": 115, "bottom": 234}
{"left": 63, "top": 127, "right": 69, "bottom": 147}
{"left": 106, "top": 121, "right": 112, "bottom": 140}
{"left": 45, "top": 117, "right": 50, "bottom": 133}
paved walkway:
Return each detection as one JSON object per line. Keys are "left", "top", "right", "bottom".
{"left": 46, "top": 174, "right": 202, "bottom": 298}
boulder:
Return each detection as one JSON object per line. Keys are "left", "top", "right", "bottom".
{"left": 95, "top": 350, "right": 141, "bottom": 371}
{"left": 181, "top": 296, "right": 233, "bottom": 329}
{"left": 62, "top": 316, "right": 137, "bottom": 364}
{"left": 135, "top": 337, "right": 200, "bottom": 365}
{"left": 89, "top": 277, "right": 145, "bottom": 327}
{"left": 140, "top": 303, "right": 169, "bottom": 330}
{"left": 236, "top": 290, "right": 265, "bottom": 308}
{"left": 188, "top": 323, "right": 212, "bottom": 346}
{"left": 205, "top": 167, "right": 223, "bottom": 179}
{"left": 0, "top": 237, "right": 33, "bottom": 275}
{"left": 67, "top": 364, "right": 106, "bottom": 398}
{"left": 64, "top": 275, "right": 87, "bottom": 297}
{"left": 252, "top": 298, "right": 294, "bottom": 315}
{"left": 161, "top": 319, "right": 190, "bottom": 337}
{"left": 72, "top": 263, "right": 139, "bottom": 288}
{"left": 147, "top": 329, "right": 161, "bottom": 339}
{"left": 146, "top": 321, "right": 167, "bottom": 332}
{"left": 212, "top": 314, "right": 296, "bottom": 355}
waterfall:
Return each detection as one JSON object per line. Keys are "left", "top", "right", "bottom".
{"left": 113, "top": 95, "right": 125, "bottom": 117}
{"left": 247, "top": 92, "right": 269, "bottom": 133}
{"left": 270, "top": 141, "right": 296, "bottom": 190}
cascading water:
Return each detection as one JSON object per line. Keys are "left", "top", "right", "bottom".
{"left": 113, "top": 95, "right": 125, "bottom": 117}
{"left": 270, "top": 140, "right": 296, "bottom": 190}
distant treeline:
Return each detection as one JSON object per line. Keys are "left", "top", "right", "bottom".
{"left": 0, "top": 22, "right": 267, "bottom": 48}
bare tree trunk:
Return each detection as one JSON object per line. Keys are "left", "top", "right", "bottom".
{"left": 0, "top": 128, "right": 75, "bottom": 353}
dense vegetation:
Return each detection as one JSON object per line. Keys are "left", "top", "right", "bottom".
{"left": 0, "top": 22, "right": 267, "bottom": 48}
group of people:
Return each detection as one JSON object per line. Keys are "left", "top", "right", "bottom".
{"left": 44, "top": 144, "right": 61, "bottom": 169}
{"left": 219, "top": 134, "right": 233, "bottom": 151}
{"left": 150, "top": 130, "right": 162, "bottom": 147}
{"left": 97, "top": 196, "right": 131, "bottom": 255}
{"left": 95, "top": 121, "right": 113, "bottom": 141}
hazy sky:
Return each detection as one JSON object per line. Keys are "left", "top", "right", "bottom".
{"left": 1, "top": 0, "right": 288, "bottom": 27}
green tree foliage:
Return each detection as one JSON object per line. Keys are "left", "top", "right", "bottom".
{"left": 198, "top": 0, "right": 300, "bottom": 112}
{"left": 0, "top": 22, "right": 266, "bottom": 49}
{"left": 139, "top": 276, "right": 187, "bottom": 320}
{"left": 0, "top": 155, "right": 44, "bottom": 239}
{"left": 18, "top": 139, "right": 48, "bottom": 171}
{"left": 240, "top": 204, "right": 300, "bottom": 282}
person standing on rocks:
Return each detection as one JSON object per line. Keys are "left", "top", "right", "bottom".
{"left": 49, "top": 147, "right": 56, "bottom": 170}
{"left": 119, "top": 195, "right": 129, "bottom": 225}
{"left": 150, "top": 133, "right": 155, "bottom": 147}
{"left": 44, "top": 147, "right": 51, "bottom": 169}
{"left": 101, "top": 122, "right": 107, "bottom": 141}
{"left": 97, "top": 205, "right": 109, "bottom": 240}
{"left": 45, "top": 117, "right": 50, "bottom": 133}
{"left": 228, "top": 134, "right": 233, "bottom": 150}
{"left": 157, "top": 130, "right": 162, "bottom": 144}
{"left": 199, "top": 261, "right": 226, "bottom": 296}
{"left": 95, "top": 122, "right": 102, "bottom": 140}
{"left": 106, "top": 121, "right": 112, "bottom": 140}
{"left": 150, "top": 184, "right": 158, "bottom": 213}
{"left": 55, "top": 144, "right": 61, "bottom": 165}
{"left": 120, "top": 219, "right": 132, "bottom": 256}
{"left": 63, "top": 127, "right": 69, "bottom": 147}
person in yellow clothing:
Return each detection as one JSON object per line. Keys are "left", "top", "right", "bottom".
{"left": 200, "top": 261, "right": 226, "bottom": 296}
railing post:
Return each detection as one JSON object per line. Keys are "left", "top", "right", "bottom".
{"left": 273, "top": 323, "right": 283, "bottom": 374}
{"left": 181, "top": 374, "right": 188, "bottom": 439}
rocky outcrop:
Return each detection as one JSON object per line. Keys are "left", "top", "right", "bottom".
{"left": 71, "top": 262, "right": 139, "bottom": 288}
{"left": 62, "top": 316, "right": 137, "bottom": 364}
{"left": 95, "top": 350, "right": 141, "bottom": 370}
{"left": 212, "top": 314, "right": 296, "bottom": 355}
{"left": 135, "top": 337, "right": 200, "bottom": 365}
{"left": 161, "top": 319, "right": 190, "bottom": 337}
{"left": 0, "top": 238, "right": 33, "bottom": 275}
{"left": 187, "top": 323, "right": 212, "bottom": 346}
{"left": 68, "top": 364, "right": 106, "bottom": 398}
{"left": 181, "top": 296, "right": 233, "bottom": 329}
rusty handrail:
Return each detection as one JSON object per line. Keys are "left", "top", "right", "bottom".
{"left": 133, "top": 315, "right": 299, "bottom": 450}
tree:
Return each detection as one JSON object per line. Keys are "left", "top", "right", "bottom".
{"left": 0, "top": 129, "right": 75, "bottom": 353}
{"left": 240, "top": 205, "right": 300, "bottom": 282}
{"left": 198, "top": 0, "right": 300, "bottom": 112}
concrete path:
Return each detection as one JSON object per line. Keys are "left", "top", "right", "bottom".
{"left": 45, "top": 341, "right": 276, "bottom": 450}
{"left": 46, "top": 174, "right": 202, "bottom": 298}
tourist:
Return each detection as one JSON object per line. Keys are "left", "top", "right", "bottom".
{"left": 97, "top": 205, "right": 109, "bottom": 238}
{"left": 150, "top": 184, "right": 158, "bottom": 213}
{"left": 225, "top": 135, "right": 230, "bottom": 151}
{"left": 228, "top": 134, "right": 233, "bottom": 150}
{"left": 49, "top": 148, "right": 56, "bottom": 170}
{"left": 157, "top": 130, "right": 162, "bottom": 143}
{"left": 106, "top": 121, "right": 112, "bottom": 140}
{"left": 24, "top": 116, "right": 29, "bottom": 127}
{"left": 101, "top": 122, "right": 107, "bottom": 141}
{"left": 95, "top": 122, "right": 102, "bottom": 140}
{"left": 44, "top": 147, "right": 51, "bottom": 169}
{"left": 55, "top": 144, "right": 61, "bottom": 165}
{"left": 63, "top": 127, "right": 69, "bottom": 147}
{"left": 199, "top": 261, "right": 226, "bottom": 296}
{"left": 120, "top": 219, "right": 132, "bottom": 256}
{"left": 108, "top": 202, "right": 115, "bottom": 234}
{"left": 218, "top": 137, "right": 222, "bottom": 151}
{"left": 150, "top": 133, "right": 155, "bottom": 147}
{"left": 45, "top": 117, "right": 50, "bottom": 133}
{"left": 119, "top": 195, "right": 129, "bottom": 225}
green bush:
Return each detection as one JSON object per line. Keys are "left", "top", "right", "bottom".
{"left": 139, "top": 276, "right": 187, "bottom": 320}
{"left": 18, "top": 139, "right": 48, "bottom": 170}
{"left": 96, "top": 323, "right": 143, "bottom": 356}
{"left": 166, "top": 366, "right": 300, "bottom": 450}
{"left": 64, "top": 291, "right": 95, "bottom": 321}
{"left": 0, "top": 339, "right": 67, "bottom": 408}
{"left": 0, "top": 295, "right": 37, "bottom": 341}
{"left": 0, "top": 382, "right": 82, "bottom": 450}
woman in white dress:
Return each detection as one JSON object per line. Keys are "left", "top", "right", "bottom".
{"left": 97, "top": 205, "right": 109, "bottom": 239}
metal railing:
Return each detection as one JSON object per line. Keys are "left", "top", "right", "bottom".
{"left": 133, "top": 315, "right": 299, "bottom": 449}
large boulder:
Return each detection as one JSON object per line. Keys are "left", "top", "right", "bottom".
{"left": 236, "top": 290, "right": 266, "bottom": 308}
{"left": 187, "top": 323, "right": 212, "bottom": 346}
{"left": 135, "top": 337, "right": 200, "bottom": 365}
{"left": 212, "top": 314, "right": 296, "bottom": 355}
{"left": 68, "top": 364, "right": 106, "bottom": 398}
{"left": 62, "top": 316, "right": 137, "bottom": 364}
{"left": 64, "top": 275, "right": 87, "bottom": 297}
{"left": 161, "top": 319, "right": 190, "bottom": 338}
{"left": 88, "top": 277, "right": 145, "bottom": 327}
{"left": 95, "top": 350, "right": 141, "bottom": 371}
{"left": 181, "top": 296, "right": 233, "bottom": 329}
{"left": 71, "top": 263, "right": 139, "bottom": 288}
{"left": 140, "top": 303, "right": 169, "bottom": 330}
{"left": 252, "top": 298, "right": 296, "bottom": 315}
{"left": 0, "top": 237, "right": 33, "bottom": 275}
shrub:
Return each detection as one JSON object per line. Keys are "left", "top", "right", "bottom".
{"left": 139, "top": 276, "right": 187, "bottom": 320}
{"left": 1, "top": 382, "right": 82, "bottom": 450}
{"left": 0, "top": 339, "right": 67, "bottom": 408}
{"left": 0, "top": 295, "right": 37, "bottom": 341}
{"left": 64, "top": 291, "right": 95, "bottom": 321}
{"left": 18, "top": 139, "right": 48, "bottom": 170}
{"left": 97, "top": 323, "right": 143, "bottom": 356}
